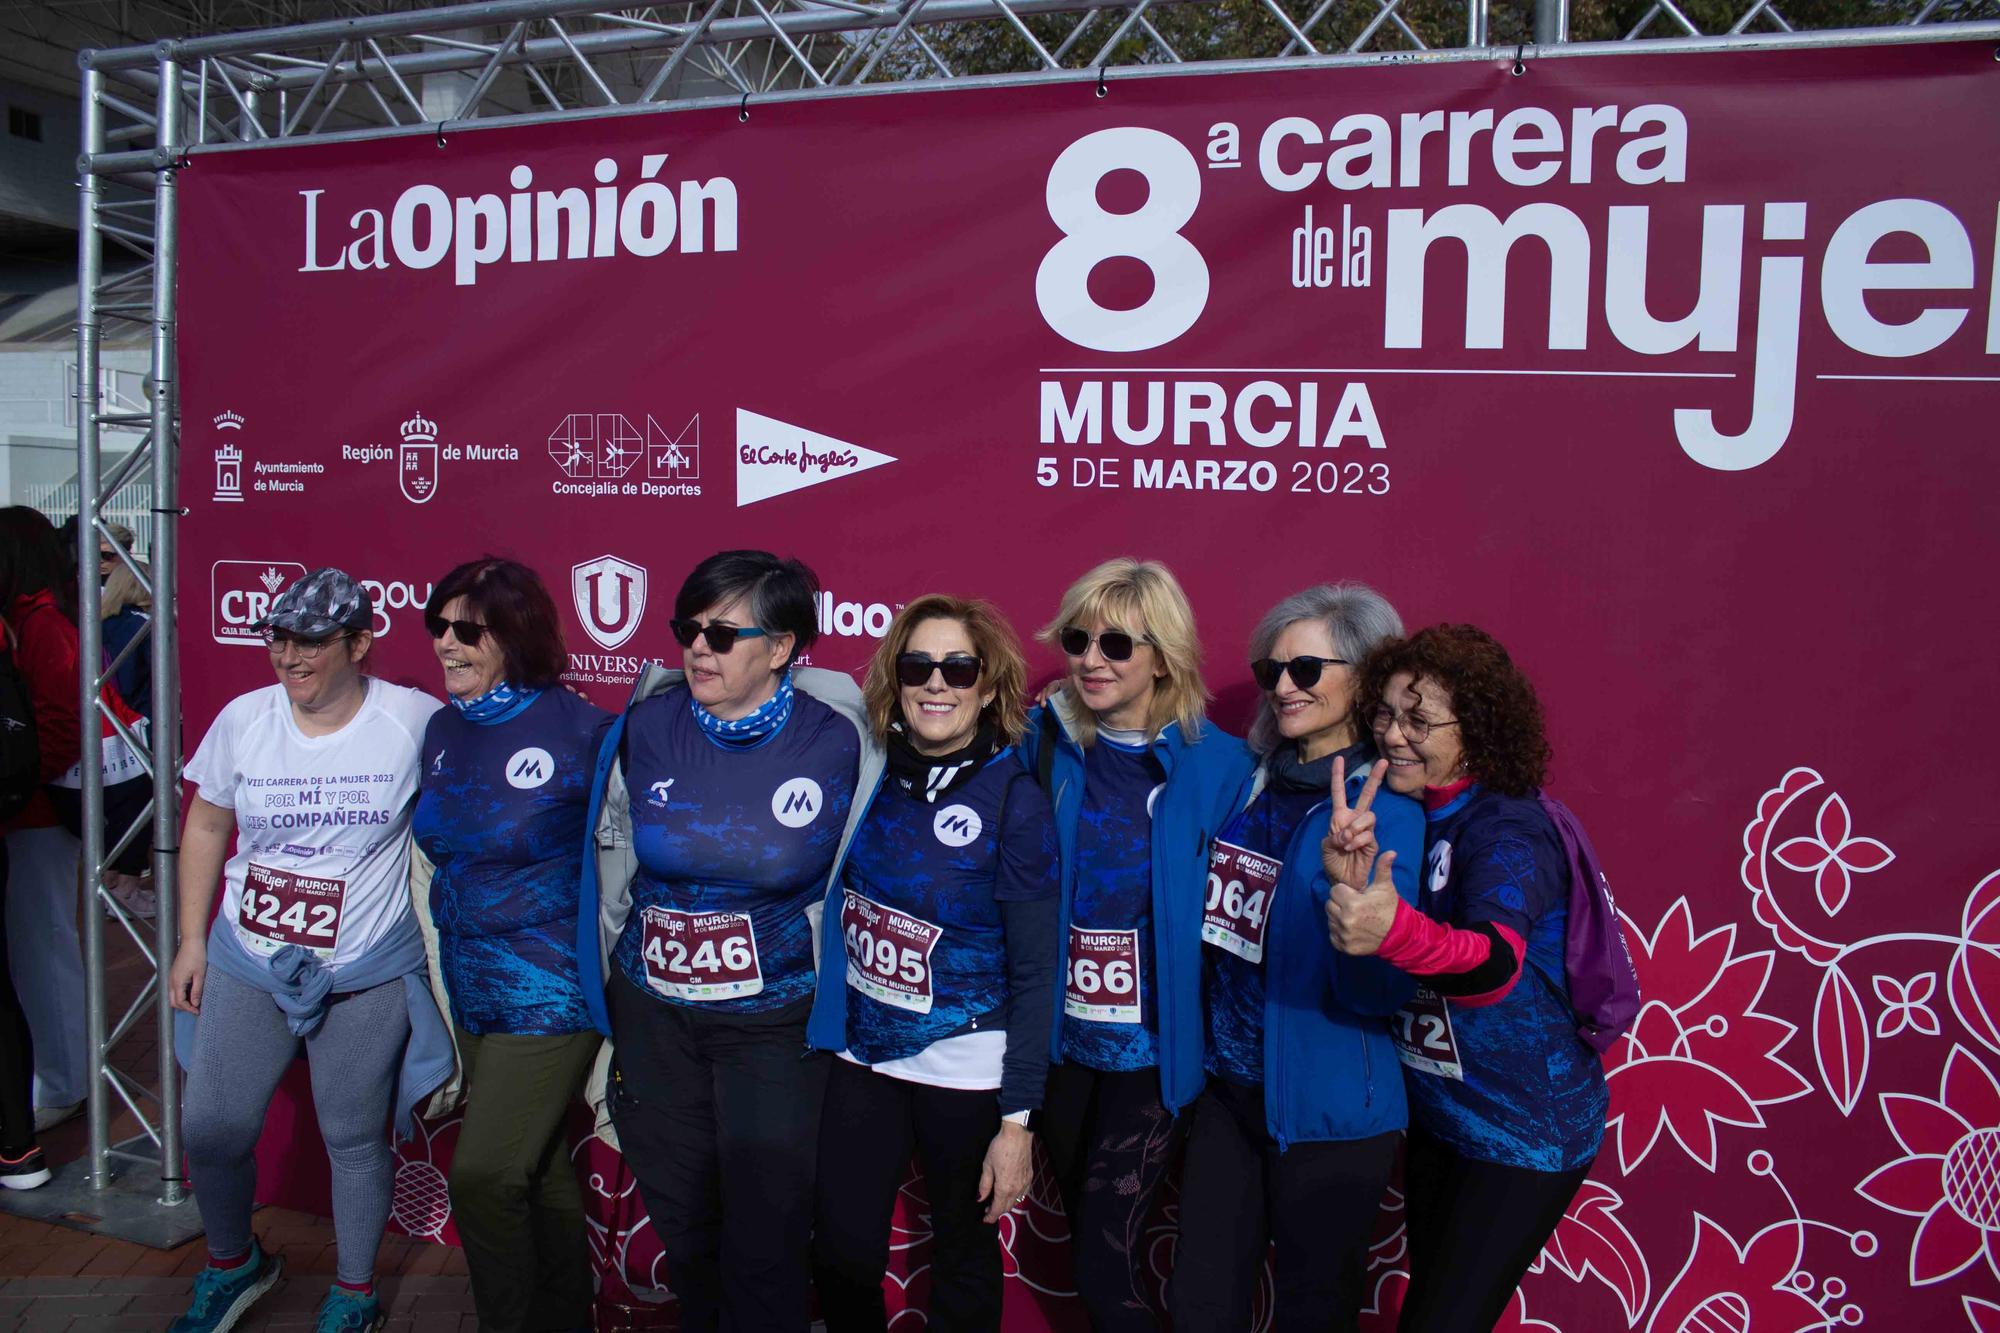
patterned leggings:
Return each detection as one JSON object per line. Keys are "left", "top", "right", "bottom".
{"left": 1039, "top": 1062, "right": 1180, "bottom": 1333}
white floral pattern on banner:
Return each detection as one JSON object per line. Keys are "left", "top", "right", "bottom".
{"left": 1856, "top": 1046, "right": 2000, "bottom": 1286}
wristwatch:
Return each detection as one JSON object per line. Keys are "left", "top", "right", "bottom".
{"left": 1002, "top": 1109, "right": 1032, "bottom": 1128}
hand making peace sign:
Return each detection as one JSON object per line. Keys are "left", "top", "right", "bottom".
{"left": 1319, "top": 754, "right": 1388, "bottom": 892}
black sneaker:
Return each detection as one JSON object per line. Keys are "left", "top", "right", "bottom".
{"left": 0, "top": 1146, "right": 51, "bottom": 1190}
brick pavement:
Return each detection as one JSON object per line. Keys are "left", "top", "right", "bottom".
{"left": 0, "top": 890, "right": 473, "bottom": 1331}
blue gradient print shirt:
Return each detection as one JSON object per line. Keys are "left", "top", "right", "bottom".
{"left": 1407, "top": 787, "right": 1609, "bottom": 1170}
{"left": 841, "top": 753, "right": 1058, "bottom": 1064}
{"left": 1062, "top": 737, "right": 1164, "bottom": 1071}
{"left": 1203, "top": 782, "right": 1325, "bottom": 1085}
{"left": 616, "top": 685, "right": 859, "bottom": 1013}
{"left": 414, "top": 689, "right": 610, "bottom": 1036}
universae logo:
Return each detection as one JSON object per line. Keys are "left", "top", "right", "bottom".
{"left": 506, "top": 747, "right": 555, "bottom": 790}
{"left": 933, "top": 804, "right": 982, "bottom": 848}
{"left": 772, "top": 777, "right": 823, "bottom": 829}
{"left": 572, "top": 555, "right": 647, "bottom": 652}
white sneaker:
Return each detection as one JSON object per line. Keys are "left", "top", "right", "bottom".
{"left": 105, "top": 879, "right": 157, "bottom": 920}
{"left": 33, "top": 1102, "right": 81, "bottom": 1133}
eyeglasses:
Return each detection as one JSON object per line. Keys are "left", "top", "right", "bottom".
{"left": 262, "top": 630, "right": 348, "bottom": 660}
{"left": 1251, "top": 655, "right": 1349, "bottom": 691}
{"left": 424, "top": 614, "right": 489, "bottom": 647}
{"left": 1059, "top": 627, "right": 1149, "bottom": 662}
{"left": 669, "top": 619, "right": 769, "bottom": 653}
{"left": 1369, "top": 704, "right": 1460, "bottom": 745}
{"left": 897, "top": 653, "right": 984, "bottom": 689}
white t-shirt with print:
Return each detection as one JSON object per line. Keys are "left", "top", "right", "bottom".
{"left": 185, "top": 679, "right": 442, "bottom": 966}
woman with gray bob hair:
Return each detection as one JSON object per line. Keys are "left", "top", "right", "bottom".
{"left": 1170, "top": 579, "right": 1427, "bottom": 1332}
{"left": 1243, "top": 583, "right": 1404, "bottom": 755}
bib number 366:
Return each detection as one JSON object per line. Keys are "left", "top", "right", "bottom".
{"left": 1036, "top": 127, "right": 1208, "bottom": 353}
{"left": 641, "top": 907, "right": 764, "bottom": 1002}
{"left": 1064, "top": 925, "right": 1142, "bottom": 1024}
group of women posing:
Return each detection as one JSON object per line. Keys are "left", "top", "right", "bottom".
{"left": 162, "top": 547, "right": 1608, "bottom": 1333}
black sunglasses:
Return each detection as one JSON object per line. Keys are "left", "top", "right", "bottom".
{"left": 897, "top": 653, "right": 984, "bottom": 689}
{"left": 1251, "top": 655, "right": 1350, "bottom": 691}
{"left": 424, "top": 614, "right": 488, "bottom": 647}
{"left": 669, "top": 618, "right": 770, "bottom": 653}
{"left": 1059, "top": 626, "right": 1148, "bottom": 662}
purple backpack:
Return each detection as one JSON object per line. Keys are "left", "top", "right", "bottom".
{"left": 1539, "top": 793, "right": 1641, "bottom": 1055}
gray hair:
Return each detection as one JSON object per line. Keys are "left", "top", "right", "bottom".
{"left": 1245, "top": 582, "right": 1403, "bottom": 755}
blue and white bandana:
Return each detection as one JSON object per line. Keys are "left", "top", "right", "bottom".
{"left": 690, "top": 671, "right": 795, "bottom": 750}
{"left": 450, "top": 681, "right": 541, "bottom": 726}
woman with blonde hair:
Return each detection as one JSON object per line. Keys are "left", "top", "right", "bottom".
{"left": 1021, "top": 558, "right": 1254, "bottom": 1331}
{"left": 807, "top": 594, "right": 1059, "bottom": 1331}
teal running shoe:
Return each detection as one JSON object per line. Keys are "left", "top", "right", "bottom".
{"left": 166, "top": 1242, "right": 283, "bottom": 1333}
{"left": 314, "top": 1283, "right": 387, "bottom": 1332}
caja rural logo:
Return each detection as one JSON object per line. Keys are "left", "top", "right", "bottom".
{"left": 212, "top": 561, "right": 432, "bottom": 644}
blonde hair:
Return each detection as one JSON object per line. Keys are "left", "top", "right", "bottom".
{"left": 101, "top": 561, "right": 152, "bottom": 618}
{"left": 1037, "top": 558, "right": 1209, "bottom": 746}
{"left": 862, "top": 595, "right": 1031, "bottom": 746}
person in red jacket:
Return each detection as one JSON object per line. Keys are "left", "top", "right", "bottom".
{"left": 0, "top": 504, "right": 146, "bottom": 1144}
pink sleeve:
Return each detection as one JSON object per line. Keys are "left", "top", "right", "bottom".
{"left": 1376, "top": 899, "right": 1527, "bottom": 1008}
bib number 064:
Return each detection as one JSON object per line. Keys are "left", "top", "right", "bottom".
{"left": 1035, "top": 127, "right": 1207, "bottom": 352}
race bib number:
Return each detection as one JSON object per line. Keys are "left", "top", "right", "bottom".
{"left": 1393, "top": 987, "right": 1464, "bottom": 1079}
{"left": 1202, "top": 838, "right": 1278, "bottom": 965}
{"left": 842, "top": 890, "right": 943, "bottom": 1015}
{"left": 640, "top": 907, "right": 764, "bottom": 1001}
{"left": 238, "top": 862, "right": 345, "bottom": 957}
{"left": 1064, "top": 926, "right": 1142, "bottom": 1024}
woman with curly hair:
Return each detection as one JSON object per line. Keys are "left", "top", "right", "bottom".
{"left": 1322, "top": 624, "right": 1607, "bottom": 1332}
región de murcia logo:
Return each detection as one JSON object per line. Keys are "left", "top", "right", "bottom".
{"left": 340, "top": 410, "right": 519, "bottom": 504}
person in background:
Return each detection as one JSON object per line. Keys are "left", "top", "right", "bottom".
{"left": 0, "top": 507, "right": 92, "bottom": 1137}
{"left": 1021, "top": 557, "right": 1254, "bottom": 1333}
{"left": 580, "top": 550, "right": 868, "bottom": 1333}
{"left": 413, "top": 557, "right": 608, "bottom": 1333}
{"left": 165, "top": 568, "right": 451, "bottom": 1333}
{"left": 1325, "top": 624, "right": 1608, "bottom": 1333}
{"left": 1170, "top": 583, "right": 1422, "bottom": 1332}
{"left": 808, "top": 595, "right": 1058, "bottom": 1332}
{"left": 100, "top": 558, "right": 152, "bottom": 721}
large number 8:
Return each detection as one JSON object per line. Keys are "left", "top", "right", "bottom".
{"left": 1036, "top": 127, "right": 1208, "bottom": 352}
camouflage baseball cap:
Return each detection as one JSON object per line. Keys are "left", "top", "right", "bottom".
{"left": 253, "top": 567, "right": 373, "bottom": 638}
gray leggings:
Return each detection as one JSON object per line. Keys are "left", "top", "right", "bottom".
{"left": 182, "top": 966, "right": 410, "bottom": 1284}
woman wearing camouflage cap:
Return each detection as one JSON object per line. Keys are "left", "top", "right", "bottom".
{"left": 165, "top": 567, "right": 454, "bottom": 1333}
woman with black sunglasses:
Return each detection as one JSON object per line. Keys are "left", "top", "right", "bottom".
{"left": 412, "top": 558, "right": 608, "bottom": 1333}
{"left": 1170, "top": 583, "right": 1423, "bottom": 1333}
{"left": 579, "top": 549, "right": 872, "bottom": 1333}
{"left": 805, "top": 595, "right": 1058, "bottom": 1331}
{"left": 1022, "top": 558, "right": 1255, "bottom": 1333}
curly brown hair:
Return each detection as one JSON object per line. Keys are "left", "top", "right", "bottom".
{"left": 1355, "top": 624, "right": 1551, "bottom": 796}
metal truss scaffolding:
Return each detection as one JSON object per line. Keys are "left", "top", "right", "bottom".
{"left": 66, "top": 0, "right": 1996, "bottom": 1225}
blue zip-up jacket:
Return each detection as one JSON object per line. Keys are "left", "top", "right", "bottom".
{"left": 1234, "top": 757, "right": 1424, "bottom": 1149}
{"left": 1019, "top": 694, "right": 1256, "bottom": 1116}
{"left": 576, "top": 665, "right": 885, "bottom": 1038}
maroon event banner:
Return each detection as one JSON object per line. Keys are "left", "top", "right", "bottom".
{"left": 177, "top": 38, "right": 2000, "bottom": 1331}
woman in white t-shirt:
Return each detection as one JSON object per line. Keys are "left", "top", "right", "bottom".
{"left": 164, "top": 568, "right": 452, "bottom": 1333}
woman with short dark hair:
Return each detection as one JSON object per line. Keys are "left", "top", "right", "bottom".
{"left": 580, "top": 549, "right": 872, "bottom": 1333}
{"left": 1326, "top": 624, "right": 1607, "bottom": 1332}
{"left": 412, "top": 557, "right": 608, "bottom": 1333}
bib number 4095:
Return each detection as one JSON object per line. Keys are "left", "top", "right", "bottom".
{"left": 1035, "top": 127, "right": 1208, "bottom": 352}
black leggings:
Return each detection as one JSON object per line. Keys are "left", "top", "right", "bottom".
{"left": 1037, "top": 1062, "right": 1179, "bottom": 1333}
{"left": 812, "top": 1058, "right": 1004, "bottom": 1332}
{"left": 607, "top": 973, "right": 828, "bottom": 1333}
{"left": 1398, "top": 1124, "right": 1594, "bottom": 1332}
{"left": 1170, "top": 1077, "right": 1398, "bottom": 1333}
{"left": 0, "top": 841, "right": 35, "bottom": 1155}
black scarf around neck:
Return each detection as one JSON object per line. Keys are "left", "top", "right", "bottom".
{"left": 1267, "top": 738, "right": 1372, "bottom": 793}
{"left": 887, "top": 719, "right": 1001, "bottom": 803}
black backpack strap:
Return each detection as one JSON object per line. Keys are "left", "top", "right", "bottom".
{"left": 1035, "top": 707, "right": 1059, "bottom": 797}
